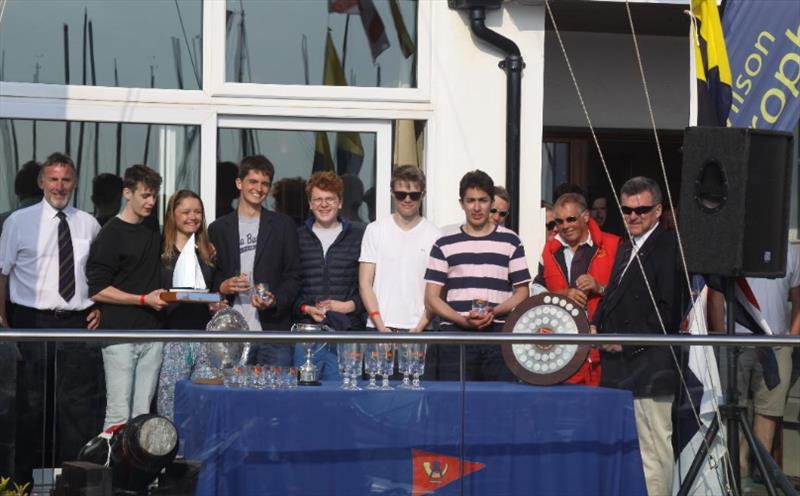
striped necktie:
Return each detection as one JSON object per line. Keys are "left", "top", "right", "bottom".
{"left": 56, "top": 211, "right": 76, "bottom": 302}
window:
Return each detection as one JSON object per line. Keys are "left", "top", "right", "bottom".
{"left": 0, "top": 0, "right": 202, "bottom": 90}
{"left": 0, "top": 118, "right": 200, "bottom": 215}
{"left": 225, "top": 0, "right": 417, "bottom": 89}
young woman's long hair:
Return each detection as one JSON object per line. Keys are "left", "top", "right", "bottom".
{"left": 162, "top": 189, "right": 214, "bottom": 268}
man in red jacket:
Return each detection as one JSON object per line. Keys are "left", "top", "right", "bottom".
{"left": 532, "top": 192, "right": 620, "bottom": 385}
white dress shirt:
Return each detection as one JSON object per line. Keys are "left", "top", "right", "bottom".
{"left": 619, "top": 221, "right": 660, "bottom": 282}
{"left": 0, "top": 200, "right": 100, "bottom": 310}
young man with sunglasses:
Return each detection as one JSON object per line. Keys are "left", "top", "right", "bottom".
{"left": 490, "top": 185, "right": 510, "bottom": 227}
{"left": 359, "top": 166, "right": 441, "bottom": 333}
{"left": 592, "top": 176, "right": 685, "bottom": 496}
{"left": 532, "top": 192, "right": 620, "bottom": 385}
{"left": 424, "top": 170, "right": 530, "bottom": 381}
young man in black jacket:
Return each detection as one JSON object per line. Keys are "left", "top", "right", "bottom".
{"left": 209, "top": 155, "right": 301, "bottom": 365}
{"left": 294, "top": 171, "right": 365, "bottom": 379}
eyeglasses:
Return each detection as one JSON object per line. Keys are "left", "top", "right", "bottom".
{"left": 393, "top": 191, "right": 422, "bottom": 201}
{"left": 621, "top": 205, "right": 656, "bottom": 216}
{"left": 546, "top": 221, "right": 558, "bottom": 231}
{"left": 311, "top": 197, "right": 338, "bottom": 206}
{"left": 490, "top": 208, "right": 509, "bottom": 218}
{"left": 553, "top": 216, "right": 579, "bottom": 225}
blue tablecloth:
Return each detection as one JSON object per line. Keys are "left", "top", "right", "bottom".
{"left": 174, "top": 380, "right": 645, "bottom": 496}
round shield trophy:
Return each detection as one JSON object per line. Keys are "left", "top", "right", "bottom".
{"left": 191, "top": 307, "right": 250, "bottom": 384}
{"left": 291, "top": 322, "right": 330, "bottom": 386}
{"left": 501, "top": 293, "right": 591, "bottom": 385}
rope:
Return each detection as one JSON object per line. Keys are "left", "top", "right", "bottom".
{"left": 623, "top": 1, "right": 734, "bottom": 490}
{"left": 543, "top": 0, "right": 731, "bottom": 491}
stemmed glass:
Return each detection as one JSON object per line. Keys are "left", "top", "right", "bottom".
{"left": 409, "top": 343, "right": 427, "bottom": 390}
{"left": 397, "top": 344, "right": 413, "bottom": 389}
{"left": 378, "top": 343, "right": 395, "bottom": 391}
{"left": 363, "top": 344, "right": 381, "bottom": 390}
{"left": 336, "top": 343, "right": 353, "bottom": 390}
{"left": 347, "top": 343, "right": 363, "bottom": 390}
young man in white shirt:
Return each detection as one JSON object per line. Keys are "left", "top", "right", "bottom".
{"left": 0, "top": 152, "right": 102, "bottom": 486}
{"left": 359, "top": 166, "right": 441, "bottom": 333}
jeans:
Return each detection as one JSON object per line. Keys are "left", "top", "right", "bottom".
{"left": 249, "top": 344, "right": 293, "bottom": 366}
{"left": 293, "top": 344, "right": 340, "bottom": 380}
{"left": 102, "top": 342, "right": 163, "bottom": 429}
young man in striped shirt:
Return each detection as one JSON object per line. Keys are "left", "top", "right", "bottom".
{"left": 424, "top": 170, "right": 531, "bottom": 381}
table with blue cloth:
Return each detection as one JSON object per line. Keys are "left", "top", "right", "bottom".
{"left": 174, "top": 380, "right": 646, "bottom": 496}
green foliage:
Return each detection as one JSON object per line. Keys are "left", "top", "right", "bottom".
{"left": 0, "top": 476, "right": 31, "bottom": 496}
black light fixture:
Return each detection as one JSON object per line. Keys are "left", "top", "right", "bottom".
{"left": 75, "top": 414, "right": 179, "bottom": 494}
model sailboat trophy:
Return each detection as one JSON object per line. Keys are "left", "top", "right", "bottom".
{"left": 160, "top": 233, "right": 221, "bottom": 303}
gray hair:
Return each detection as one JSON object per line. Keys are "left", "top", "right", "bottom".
{"left": 554, "top": 192, "right": 588, "bottom": 211}
{"left": 620, "top": 176, "right": 662, "bottom": 205}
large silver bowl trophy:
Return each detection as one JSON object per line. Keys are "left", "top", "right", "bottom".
{"left": 191, "top": 307, "right": 250, "bottom": 384}
{"left": 291, "top": 322, "right": 331, "bottom": 386}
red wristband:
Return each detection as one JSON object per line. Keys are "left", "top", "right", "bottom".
{"left": 300, "top": 304, "right": 308, "bottom": 314}
{"left": 368, "top": 310, "right": 380, "bottom": 319}
{"left": 139, "top": 294, "right": 146, "bottom": 306}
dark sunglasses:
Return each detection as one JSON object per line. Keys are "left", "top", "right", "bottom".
{"left": 546, "top": 220, "right": 558, "bottom": 231}
{"left": 490, "top": 208, "right": 509, "bottom": 218}
{"left": 553, "top": 216, "right": 579, "bottom": 225}
{"left": 621, "top": 205, "right": 656, "bottom": 216}
{"left": 393, "top": 191, "right": 422, "bottom": 201}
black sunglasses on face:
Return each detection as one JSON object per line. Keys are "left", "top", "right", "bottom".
{"left": 553, "top": 216, "right": 579, "bottom": 225}
{"left": 393, "top": 191, "right": 422, "bottom": 201}
{"left": 546, "top": 220, "right": 558, "bottom": 231}
{"left": 490, "top": 208, "right": 509, "bottom": 218}
{"left": 621, "top": 205, "right": 656, "bottom": 216}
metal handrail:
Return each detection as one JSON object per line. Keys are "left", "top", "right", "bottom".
{"left": 0, "top": 329, "right": 797, "bottom": 346}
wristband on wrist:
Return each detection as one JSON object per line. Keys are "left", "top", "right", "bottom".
{"left": 139, "top": 294, "right": 146, "bottom": 306}
{"left": 368, "top": 310, "right": 381, "bottom": 319}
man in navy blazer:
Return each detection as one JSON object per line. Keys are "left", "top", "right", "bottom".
{"left": 209, "top": 155, "right": 301, "bottom": 365}
{"left": 592, "top": 176, "right": 685, "bottom": 496}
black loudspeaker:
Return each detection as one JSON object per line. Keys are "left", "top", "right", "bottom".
{"left": 679, "top": 127, "right": 794, "bottom": 278}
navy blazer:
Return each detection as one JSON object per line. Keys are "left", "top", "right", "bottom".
{"left": 593, "top": 222, "right": 685, "bottom": 398}
{"left": 208, "top": 207, "right": 301, "bottom": 331}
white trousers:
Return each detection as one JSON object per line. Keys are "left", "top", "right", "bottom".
{"left": 634, "top": 395, "right": 674, "bottom": 496}
{"left": 102, "top": 342, "right": 163, "bottom": 429}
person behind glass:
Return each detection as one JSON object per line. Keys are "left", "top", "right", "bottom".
{"left": 0, "top": 160, "right": 42, "bottom": 238}
{"left": 359, "top": 166, "right": 441, "bottom": 334}
{"left": 87, "top": 164, "right": 167, "bottom": 430}
{"left": 490, "top": 185, "right": 510, "bottom": 228}
{"left": 294, "top": 171, "right": 365, "bottom": 378}
{"left": 91, "top": 173, "right": 123, "bottom": 227}
{"left": 542, "top": 200, "right": 558, "bottom": 242}
{"left": 531, "top": 193, "right": 620, "bottom": 386}
{"left": 157, "top": 190, "right": 217, "bottom": 420}
{"left": 424, "top": 170, "right": 531, "bottom": 381}
{"left": 589, "top": 195, "right": 608, "bottom": 228}
{"left": 591, "top": 176, "right": 684, "bottom": 496}
{"left": 0, "top": 153, "right": 103, "bottom": 486}
{"left": 209, "top": 155, "right": 300, "bottom": 366}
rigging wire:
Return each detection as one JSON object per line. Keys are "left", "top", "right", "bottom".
{"left": 543, "top": 0, "right": 731, "bottom": 492}
{"left": 623, "top": 1, "right": 735, "bottom": 490}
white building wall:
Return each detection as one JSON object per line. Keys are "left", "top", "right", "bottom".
{"left": 428, "top": 3, "right": 546, "bottom": 262}
{"left": 544, "top": 31, "right": 690, "bottom": 130}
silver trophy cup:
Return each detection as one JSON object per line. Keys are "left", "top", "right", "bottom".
{"left": 291, "top": 322, "right": 329, "bottom": 386}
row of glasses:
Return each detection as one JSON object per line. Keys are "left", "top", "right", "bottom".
{"left": 222, "top": 365, "right": 298, "bottom": 389}
{"left": 336, "top": 342, "right": 427, "bottom": 390}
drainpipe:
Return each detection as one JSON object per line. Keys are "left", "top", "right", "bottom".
{"left": 468, "top": 7, "right": 524, "bottom": 233}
